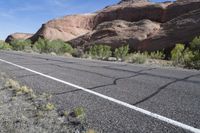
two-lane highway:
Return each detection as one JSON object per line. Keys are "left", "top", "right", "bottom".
{"left": 0, "top": 51, "right": 200, "bottom": 133}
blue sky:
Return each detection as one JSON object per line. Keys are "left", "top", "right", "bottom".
{"left": 0, "top": 0, "right": 173, "bottom": 40}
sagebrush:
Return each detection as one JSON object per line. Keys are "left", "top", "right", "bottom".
{"left": 89, "top": 44, "right": 112, "bottom": 60}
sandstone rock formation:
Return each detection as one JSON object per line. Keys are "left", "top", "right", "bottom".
{"left": 6, "top": 0, "right": 200, "bottom": 52}
{"left": 119, "top": 0, "right": 149, "bottom": 4}
{"left": 71, "top": 19, "right": 161, "bottom": 50}
{"left": 30, "top": 14, "right": 96, "bottom": 42}
{"left": 70, "top": 0, "right": 200, "bottom": 51}
{"left": 134, "top": 9, "right": 200, "bottom": 51}
{"left": 5, "top": 33, "right": 33, "bottom": 43}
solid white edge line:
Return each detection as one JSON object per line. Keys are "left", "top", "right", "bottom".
{"left": 0, "top": 58, "right": 199, "bottom": 133}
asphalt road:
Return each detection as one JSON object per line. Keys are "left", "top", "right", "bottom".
{"left": 0, "top": 50, "right": 200, "bottom": 133}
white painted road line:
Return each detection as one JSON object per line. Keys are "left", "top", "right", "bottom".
{"left": 0, "top": 58, "right": 199, "bottom": 133}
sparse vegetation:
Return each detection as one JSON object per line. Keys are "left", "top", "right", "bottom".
{"left": 170, "top": 36, "right": 200, "bottom": 69}
{"left": 72, "top": 48, "right": 84, "bottom": 58}
{"left": 43, "top": 103, "right": 55, "bottom": 111}
{"left": 188, "top": 36, "right": 200, "bottom": 69}
{"left": 10, "top": 39, "right": 31, "bottom": 51}
{"left": 0, "top": 40, "right": 12, "bottom": 50}
{"left": 33, "top": 38, "right": 49, "bottom": 53}
{"left": 2, "top": 35, "right": 200, "bottom": 70}
{"left": 171, "top": 44, "right": 186, "bottom": 65}
{"left": 190, "top": 36, "right": 200, "bottom": 53}
{"left": 148, "top": 50, "right": 165, "bottom": 60}
{"left": 0, "top": 72, "right": 89, "bottom": 132}
{"left": 114, "top": 45, "right": 129, "bottom": 61}
{"left": 73, "top": 107, "right": 85, "bottom": 119}
{"left": 126, "top": 52, "right": 147, "bottom": 64}
{"left": 34, "top": 38, "right": 73, "bottom": 55}
{"left": 89, "top": 44, "right": 112, "bottom": 60}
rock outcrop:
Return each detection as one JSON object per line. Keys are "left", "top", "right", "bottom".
{"left": 119, "top": 0, "right": 149, "bottom": 4}
{"left": 30, "top": 14, "right": 96, "bottom": 42}
{"left": 70, "top": 0, "right": 200, "bottom": 51}
{"left": 134, "top": 9, "right": 200, "bottom": 51}
{"left": 6, "top": 0, "right": 200, "bottom": 52}
{"left": 5, "top": 33, "right": 33, "bottom": 43}
{"left": 71, "top": 19, "right": 161, "bottom": 50}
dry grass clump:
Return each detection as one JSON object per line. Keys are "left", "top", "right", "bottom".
{"left": 0, "top": 74, "right": 92, "bottom": 133}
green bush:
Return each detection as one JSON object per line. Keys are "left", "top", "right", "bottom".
{"left": 188, "top": 36, "right": 200, "bottom": 69}
{"left": 72, "top": 48, "right": 84, "bottom": 58}
{"left": 149, "top": 50, "right": 165, "bottom": 59}
{"left": 89, "top": 45, "right": 112, "bottom": 60}
{"left": 171, "top": 44, "right": 185, "bottom": 65}
{"left": 190, "top": 36, "right": 200, "bottom": 61}
{"left": 48, "top": 40, "right": 73, "bottom": 54}
{"left": 171, "top": 38, "right": 200, "bottom": 69}
{"left": 10, "top": 39, "right": 31, "bottom": 51}
{"left": 127, "top": 53, "right": 147, "bottom": 64}
{"left": 34, "top": 38, "right": 73, "bottom": 54}
{"left": 190, "top": 36, "right": 200, "bottom": 52}
{"left": 0, "top": 41, "right": 12, "bottom": 50}
{"left": 34, "top": 38, "right": 50, "bottom": 53}
{"left": 114, "top": 45, "right": 129, "bottom": 60}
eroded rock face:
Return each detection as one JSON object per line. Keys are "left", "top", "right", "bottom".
{"left": 7, "top": 0, "right": 200, "bottom": 52}
{"left": 136, "top": 9, "right": 200, "bottom": 51}
{"left": 71, "top": 20, "right": 161, "bottom": 50}
{"left": 5, "top": 33, "right": 33, "bottom": 43}
{"left": 119, "top": 0, "right": 149, "bottom": 4}
{"left": 30, "top": 14, "right": 96, "bottom": 42}
{"left": 70, "top": 0, "right": 200, "bottom": 51}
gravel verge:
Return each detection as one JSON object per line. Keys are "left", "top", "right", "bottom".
{"left": 0, "top": 71, "right": 95, "bottom": 133}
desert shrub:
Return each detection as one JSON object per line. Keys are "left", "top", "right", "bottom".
{"left": 34, "top": 38, "right": 73, "bottom": 54}
{"left": 73, "top": 107, "right": 86, "bottom": 124}
{"left": 171, "top": 44, "right": 185, "bottom": 65}
{"left": 114, "top": 45, "right": 129, "bottom": 60}
{"left": 181, "top": 48, "right": 194, "bottom": 65}
{"left": 89, "top": 44, "right": 112, "bottom": 60}
{"left": 10, "top": 39, "right": 31, "bottom": 51}
{"left": 190, "top": 36, "right": 200, "bottom": 52}
{"left": 190, "top": 36, "right": 200, "bottom": 61}
{"left": 188, "top": 36, "right": 200, "bottom": 69}
{"left": 149, "top": 50, "right": 165, "bottom": 59}
{"left": 127, "top": 52, "right": 147, "bottom": 64}
{"left": 34, "top": 38, "right": 50, "bottom": 53}
{"left": 171, "top": 39, "right": 200, "bottom": 69}
{"left": 48, "top": 40, "right": 73, "bottom": 54}
{"left": 72, "top": 48, "right": 85, "bottom": 58}
{"left": 0, "top": 41, "right": 12, "bottom": 50}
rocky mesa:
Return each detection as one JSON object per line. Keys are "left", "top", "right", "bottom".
{"left": 6, "top": 0, "right": 200, "bottom": 52}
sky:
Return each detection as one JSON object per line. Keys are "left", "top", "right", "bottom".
{"left": 0, "top": 0, "right": 174, "bottom": 40}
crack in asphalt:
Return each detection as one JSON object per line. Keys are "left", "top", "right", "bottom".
{"left": 1, "top": 52, "right": 200, "bottom": 84}
{"left": 51, "top": 68, "right": 156, "bottom": 95}
{"left": 132, "top": 73, "right": 200, "bottom": 105}
{"left": 1, "top": 52, "right": 200, "bottom": 105}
